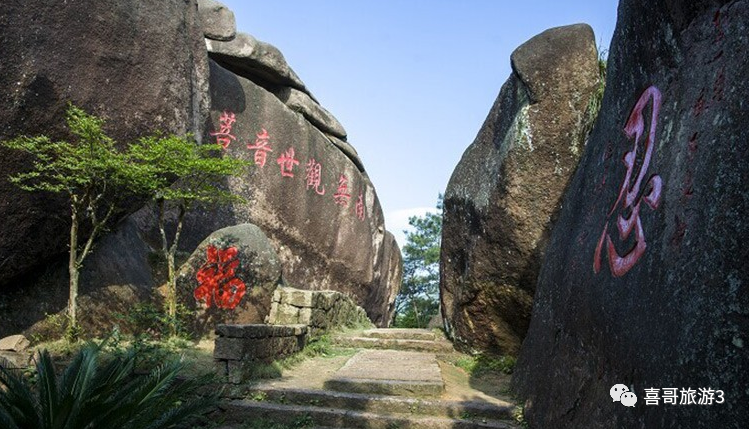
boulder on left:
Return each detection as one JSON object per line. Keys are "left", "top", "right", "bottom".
{"left": 0, "top": 0, "right": 210, "bottom": 286}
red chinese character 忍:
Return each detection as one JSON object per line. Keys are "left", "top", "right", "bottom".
{"left": 355, "top": 192, "right": 366, "bottom": 220}
{"left": 210, "top": 111, "right": 237, "bottom": 149}
{"left": 247, "top": 128, "right": 273, "bottom": 167}
{"left": 305, "top": 159, "right": 325, "bottom": 195}
{"left": 594, "top": 86, "right": 663, "bottom": 277}
{"left": 276, "top": 147, "right": 300, "bottom": 178}
{"left": 194, "top": 245, "right": 247, "bottom": 309}
{"left": 333, "top": 174, "right": 351, "bottom": 206}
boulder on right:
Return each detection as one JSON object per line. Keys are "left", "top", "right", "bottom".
{"left": 513, "top": 1, "right": 749, "bottom": 428}
{"left": 440, "top": 24, "right": 600, "bottom": 355}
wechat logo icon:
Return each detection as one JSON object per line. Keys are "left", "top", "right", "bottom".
{"left": 611, "top": 384, "right": 637, "bottom": 407}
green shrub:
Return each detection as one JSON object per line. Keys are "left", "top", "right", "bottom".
{"left": 0, "top": 342, "right": 216, "bottom": 429}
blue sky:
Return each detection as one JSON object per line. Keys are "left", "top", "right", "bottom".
{"left": 221, "top": 1, "right": 619, "bottom": 246}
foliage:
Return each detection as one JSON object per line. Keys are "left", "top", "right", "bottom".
{"left": 513, "top": 405, "right": 529, "bottom": 429}
{"left": 1, "top": 105, "right": 149, "bottom": 338}
{"left": 582, "top": 45, "right": 608, "bottom": 141}
{"left": 128, "top": 134, "right": 250, "bottom": 334}
{"left": 0, "top": 342, "right": 217, "bottom": 429}
{"left": 114, "top": 301, "right": 195, "bottom": 341}
{"left": 393, "top": 195, "right": 443, "bottom": 328}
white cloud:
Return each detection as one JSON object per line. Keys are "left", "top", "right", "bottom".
{"left": 385, "top": 207, "right": 440, "bottom": 250}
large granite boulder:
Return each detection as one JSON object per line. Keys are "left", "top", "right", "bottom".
{"left": 0, "top": 0, "right": 209, "bottom": 286}
{"left": 440, "top": 24, "right": 600, "bottom": 355}
{"left": 513, "top": 1, "right": 749, "bottom": 428}
{"left": 174, "top": 59, "right": 397, "bottom": 326}
{"left": 176, "top": 224, "right": 282, "bottom": 335}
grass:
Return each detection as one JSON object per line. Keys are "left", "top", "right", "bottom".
{"left": 453, "top": 353, "right": 517, "bottom": 376}
{"left": 513, "top": 404, "right": 529, "bottom": 429}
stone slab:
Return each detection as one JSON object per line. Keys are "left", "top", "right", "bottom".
{"left": 361, "top": 328, "right": 436, "bottom": 341}
{"left": 325, "top": 350, "right": 444, "bottom": 397}
{"left": 215, "top": 324, "right": 307, "bottom": 339}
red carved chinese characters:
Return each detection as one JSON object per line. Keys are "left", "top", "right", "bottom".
{"left": 276, "top": 147, "right": 300, "bottom": 178}
{"left": 594, "top": 86, "right": 663, "bottom": 277}
{"left": 333, "top": 174, "right": 351, "bottom": 206}
{"left": 355, "top": 193, "right": 366, "bottom": 221}
{"left": 194, "top": 245, "right": 246, "bottom": 309}
{"left": 210, "top": 111, "right": 237, "bottom": 149}
{"left": 305, "top": 159, "right": 325, "bottom": 195}
{"left": 247, "top": 128, "right": 273, "bottom": 167}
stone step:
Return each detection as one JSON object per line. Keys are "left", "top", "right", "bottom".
{"left": 324, "top": 350, "right": 444, "bottom": 398}
{"left": 360, "top": 328, "right": 437, "bottom": 341}
{"left": 332, "top": 336, "right": 454, "bottom": 353}
{"left": 223, "top": 400, "right": 519, "bottom": 429}
{"left": 247, "top": 386, "right": 516, "bottom": 421}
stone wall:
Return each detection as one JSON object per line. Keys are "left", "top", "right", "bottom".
{"left": 267, "top": 287, "right": 374, "bottom": 337}
{"left": 214, "top": 324, "right": 307, "bottom": 383}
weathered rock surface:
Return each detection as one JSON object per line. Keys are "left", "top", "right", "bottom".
{"left": 165, "top": 60, "right": 399, "bottom": 327}
{"left": 206, "top": 33, "right": 308, "bottom": 94}
{"left": 274, "top": 87, "right": 347, "bottom": 139}
{"left": 198, "top": 0, "right": 236, "bottom": 41}
{"left": 513, "top": 1, "right": 749, "bottom": 428}
{"left": 176, "top": 224, "right": 282, "bottom": 335}
{"left": 440, "top": 24, "right": 600, "bottom": 355}
{"left": 0, "top": 0, "right": 209, "bottom": 286}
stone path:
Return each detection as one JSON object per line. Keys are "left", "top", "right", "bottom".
{"left": 324, "top": 349, "right": 445, "bottom": 397}
{"left": 216, "top": 328, "right": 520, "bottom": 429}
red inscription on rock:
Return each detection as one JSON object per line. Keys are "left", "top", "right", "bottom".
{"left": 194, "top": 245, "right": 246, "bottom": 309}
{"left": 333, "top": 174, "right": 351, "bottom": 206}
{"left": 594, "top": 86, "right": 664, "bottom": 277}
{"left": 356, "top": 193, "right": 366, "bottom": 221}
{"left": 247, "top": 128, "right": 273, "bottom": 167}
{"left": 276, "top": 147, "right": 300, "bottom": 178}
{"left": 210, "top": 111, "right": 237, "bottom": 149}
{"left": 305, "top": 159, "right": 325, "bottom": 195}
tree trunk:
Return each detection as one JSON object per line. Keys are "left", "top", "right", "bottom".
{"left": 159, "top": 200, "right": 186, "bottom": 337}
{"left": 68, "top": 204, "right": 80, "bottom": 334}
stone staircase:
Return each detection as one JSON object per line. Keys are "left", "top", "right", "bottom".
{"left": 215, "top": 328, "right": 520, "bottom": 429}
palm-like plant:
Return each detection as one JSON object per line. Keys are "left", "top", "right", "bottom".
{"left": 0, "top": 343, "right": 216, "bottom": 429}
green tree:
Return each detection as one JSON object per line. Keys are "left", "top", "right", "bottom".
{"left": 0, "top": 343, "right": 216, "bottom": 428}
{"left": 129, "top": 135, "right": 249, "bottom": 335}
{"left": 1, "top": 106, "right": 146, "bottom": 338}
{"left": 393, "top": 195, "right": 442, "bottom": 328}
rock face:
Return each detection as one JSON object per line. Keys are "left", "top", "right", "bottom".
{"left": 0, "top": 3, "right": 401, "bottom": 336}
{"left": 0, "top": 0, "right": 209, "bottom": 286}
{"left": 176, "top": 224, "right": 282, "bottom": 335}
{"left": 513, "top": 1, "right": 749, "bottom": 428}
{"left": 440, "top": 24, "right": 600, "bottom": 355}
{"left": 173, "top": 58, "right": 398, "bottom": 326}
